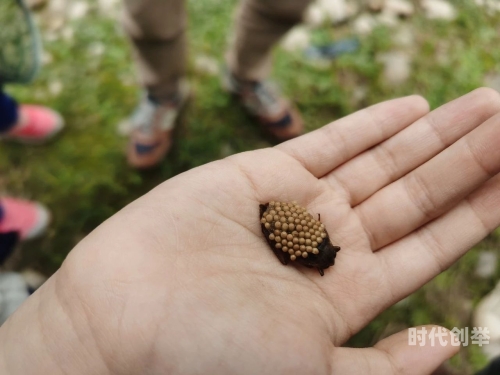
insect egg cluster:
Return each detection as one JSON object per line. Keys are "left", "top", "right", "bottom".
{"left": 260, "top": 201, "right": 327, "bottom": 261}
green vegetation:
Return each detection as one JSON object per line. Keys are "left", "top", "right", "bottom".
{"left": 2, "top": 0, "right": 500, "bottom": 372}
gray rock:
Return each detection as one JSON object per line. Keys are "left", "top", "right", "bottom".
{"left": 378, "top": 51, "right": 412, "bottom": 85}
{"left": 392, "top": 26, "right": 415, "bottom": 48}
{"left": 317, "top": 0, "right": 351, "bottom": 24}
{"left": 475, "top": 0, "right": 500, "bottom": 11}
{"left": 353, "top": 13, "right": 378, "bottom": 35}
{"left": 473, "top": 280, "right": 500, "bottom": 359}
{"left": 376, "top": 10, "right": 399, "bottom": 27}
{"left": 421, "top": 0, "right": 457, "bottom": 20}
{"left": 281, "top": 27, "right": 311, "bottom": 52}
{"left": 304, "top": 4, "right": 327, "bottom": 27}
{"left": 385, "top": 0, "right": 414, "bottom": 16}
{"left": 68, "top": 1, "right": 89, "bottom": 20}
{"left": 475, "top": 251, "right": 498, "bottom": 278}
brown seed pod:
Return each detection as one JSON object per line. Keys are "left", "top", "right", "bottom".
{"left": 259, "top": 202, "right": 341, "bottom": 276}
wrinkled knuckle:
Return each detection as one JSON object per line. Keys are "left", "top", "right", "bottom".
{"left": 405, "top": 173, "right": 438, "bottom": 219}
{"left": 419, "top": 226, "right": 449, "bottom": 273}
{"left": 354, "top": 206, "right": 380, "bottom": 250}
{"left": 374, "top": 144, "right": 400, "bottom": 182}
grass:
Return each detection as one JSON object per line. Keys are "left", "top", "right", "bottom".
{"left": 2, "top": 0, "right": 500, "bottom": 372}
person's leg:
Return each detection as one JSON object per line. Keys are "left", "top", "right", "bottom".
{"left": 227, "top": 0, "right": 314, "bottom": 82}
{"left": 224, "top": 0, "right": 313, "bottom": 141}
{"left": 0, "top": 91, "right": 19, "bottom": 134}
{"left": 122, "top": 0, "right": 190, "bottom": 169}
{"left": 122, "top": 0, "right": 187, "bottom": 101}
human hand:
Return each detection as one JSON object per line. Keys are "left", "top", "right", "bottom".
{"left": 2, "top": 88, "right": 500, "bottom": 375}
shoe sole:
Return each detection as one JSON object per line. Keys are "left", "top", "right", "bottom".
{"left": 127, "top": 130, "right": 174, "bottom": 170}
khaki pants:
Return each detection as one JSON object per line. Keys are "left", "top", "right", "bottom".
{"left": 123, "top": 0, "right": 313, "bottom": 99}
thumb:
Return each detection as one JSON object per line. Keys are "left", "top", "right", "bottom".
{"left": 330, "top": 326, "right": 459, "bottom": 375}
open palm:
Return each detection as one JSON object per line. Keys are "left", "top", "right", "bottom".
{"left": 2, "top": 89, "right": 500, "bottom": 375}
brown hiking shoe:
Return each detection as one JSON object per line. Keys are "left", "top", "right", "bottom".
{"left": 222, "top": 70, "right": 304, "bottom": 141}
{"left": 119, "top": 80, "right": 189, "bottom": 169}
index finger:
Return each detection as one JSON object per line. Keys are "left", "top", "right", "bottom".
{"left": 277, "top": 96, "right": 430, "bottom": 178}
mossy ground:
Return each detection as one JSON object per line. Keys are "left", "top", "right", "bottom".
{"left": 2, "top": 0, "right": 500, "bottom": 372}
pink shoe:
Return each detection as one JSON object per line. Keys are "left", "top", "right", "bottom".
{"left": 4, "top": 105, "right": 64, "bottom": 143}
{"left": 0, "top": 198, "right": 50, "bottom": 240}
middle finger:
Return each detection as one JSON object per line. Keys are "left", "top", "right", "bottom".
{"left": 325, "top": 88, "right": 500, "bottom": 206}
{"left": 354, "top": 110, "right": 500, "bottom": 251}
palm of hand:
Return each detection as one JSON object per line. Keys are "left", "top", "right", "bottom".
{"left": 8, "top": 89, "right": 500, "bottom": 375}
